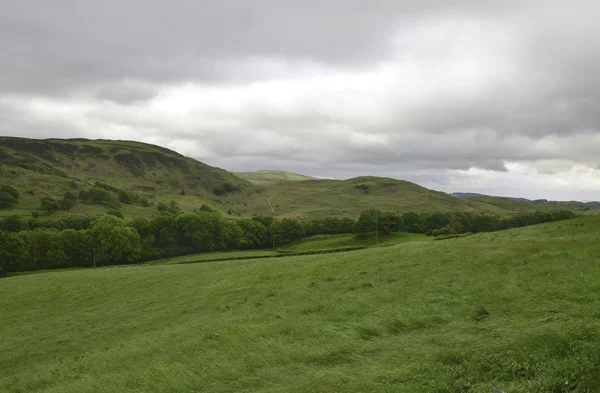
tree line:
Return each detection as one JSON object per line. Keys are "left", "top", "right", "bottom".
{"left": 354, "top": 209, "right": 578, "bottom": 237}
{"left": 0, "top": 209, "right": 577, "bottom": 277}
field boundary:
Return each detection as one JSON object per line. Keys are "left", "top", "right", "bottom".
{"left": 177, "top": 245, "right": 376, "bottom": 265}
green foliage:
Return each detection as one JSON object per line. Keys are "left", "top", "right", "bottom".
{"left": 198, "top": 204, "right": 214, "bottom": 213}
{"left": 63, "top": 191, "right": 78, "bottom": 201}
{"left": 0, "top": 185, "right": 19, "bottom": 200}
{"left": 0, "top": 215, "right": 26, "bottom": 232}
{"left": 0, "top": 231, "right": 28, "bottom": 275}
{"left": 89, "top": 215, "right": 141, "bottom": 265}
{"left": 80, "top": 187, "right": 120, "bottom": 208}
{"left": 40, "top": 197, "right": 60, "bottom": 213}
{"left": 213, "top": 182, "right": 240, "bottom": 195}
{"left": 0, "top": 191, "right": 17, "bottom": 208}
{"left": 106, "top": 210, "right": 124, "bottom": 219}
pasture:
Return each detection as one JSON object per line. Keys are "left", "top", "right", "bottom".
{"left": 2, "top": 216, "right": 600, "bottom": 392}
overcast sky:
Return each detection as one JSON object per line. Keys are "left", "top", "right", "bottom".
{"left": 2, "top": 1, "right": 600, "bottom": 200}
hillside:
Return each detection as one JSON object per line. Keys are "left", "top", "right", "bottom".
{"left": 234, "top": 170, "right": 316, "bottom": 184}
{"left": 460, "top": 194, "right": 600, "bottom": 213}
{"left": 240, "top": 176, "right": 568, "bottom": 219}
{"left": 0, "top": 137, "right": 253, "bottom": 218}
{"left": 3, "top": 215, "right": 600, "bottom": 392}
{"left": 0, "top": 137, "right": 593, "bottom": 221}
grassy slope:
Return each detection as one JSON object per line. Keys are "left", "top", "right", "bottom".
{"left": 241, "top": 176, "right": 535, "bottom": 219}
{"left": 3, "top": 216, "right": 600, "bottom": 392}
{"left": 279, "top": 232, "right": 432, "bottom": 252}
{"left": 0, "top": 137, "right": 252, "bottom": 218}
{"left": 464, "top": 195, "right": 593, "bottom": 214}
{"left": 234, "top": 170, "right": 316, "bottom": 184}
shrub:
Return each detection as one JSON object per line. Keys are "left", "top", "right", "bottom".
{"left": 40, "top": 197, "right": 60, "bottom": 213}
{"left": 0, "top": 185, "right": 19, "bottom": 200}
{"left": 0, "top": 192, "right": 17, "bottom": 208}
{"left": 106, "top": 210, "right": 124, "bottom": 219}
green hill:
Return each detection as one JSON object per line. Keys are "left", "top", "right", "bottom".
{"left": 234, "top": 170, "right": 316, "bottom": 184}
{"left": 3, "top": 215, "right": 600, "bottom": 392}
{"left": 458, "top": 194, "right": 600, "bottom": 212}
{"left": 0, "top": 137, "right": 253, "bottom": 218}
{"left": 241, "top": 176, "right": 570, "bottom": 219}
{"left": 0, "top": 137, "right": 592, "bottom": 220}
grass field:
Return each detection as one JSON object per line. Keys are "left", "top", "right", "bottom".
{"left": 143, "top": 249, "right": 280, "bottom": 265}
{"left": 2, "top": 216, "right": 600, "bottom": 392}
{"left": 279, "top": 232, "right": 432, "bottom": 252}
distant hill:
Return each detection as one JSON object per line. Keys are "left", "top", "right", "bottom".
{"left": 452, "top": 192, "right": 600, "bottom": 211}
{"left": 451, "top": 192, "right": 531, "bottom": 202}
{"left": 234, "top": 170, "right": 316, "bottom": 184}
{"left": 0, "top": 136, "right": 594, "bottom": 221}
{"left": 240, "top": 176, "right": 519, "bottom": 219}
{"left": 0, "top": 137, "right": 252, "bottom": 218}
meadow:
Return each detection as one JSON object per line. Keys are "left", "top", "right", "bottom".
{"left": 2, "top": 216, "right": 600, "bottom": 392}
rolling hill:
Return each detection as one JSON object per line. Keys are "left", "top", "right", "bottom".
{"left": 0, "top": 137, "right": 253, "bottom": 218}
{"left": 0, "top": 136, "right": 593, "bottom": 220}
{"left": 234, "top": 170, "right": 316, "bottom": 184}
{"left": 240, "top": 176, "right": 586, "bottom": 219}
{"left": 3, "top": 215, "right": 600, "bottom": 392}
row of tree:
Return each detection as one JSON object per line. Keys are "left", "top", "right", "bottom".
{"left": 354, "top": 209, "right": 578, "bottom": 237}
{"left": 0, "top": 209, "right": 578, "bottom": 277}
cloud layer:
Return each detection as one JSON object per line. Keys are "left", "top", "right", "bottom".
{"left": 2, "top": 0, "right": 600, "bottom": 199}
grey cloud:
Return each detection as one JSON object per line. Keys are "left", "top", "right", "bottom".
{"left": 3, "top": 1, "right": 600, "bottom": 199}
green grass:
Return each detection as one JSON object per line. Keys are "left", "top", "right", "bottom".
{"left": 234, "top": 170, "right": 316, "bottom": 184}
{"left": 3, "top": 216, "right": 600, "bottom": 392}
{"left": 241, "top": 176, "right": 590, "bottom": 219}
{"left": 280, "top": 232, "right": 432, "bottom": 252}
{"left": 144, "top": 249, "right": 280, "bottom": 265}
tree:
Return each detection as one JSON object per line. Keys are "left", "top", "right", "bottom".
{"left": 129, "top": 218, "right": 155, "bottom": 249}
{"left": 237, "top": 219, "right": 268, "bottom": 249}
{"left": 47, "top": 229, "right": 92, "bottom": 268}
{"left": 0, "top": 192, "right": 17, "bottom": 208}
{"left": 157, "top": 202, "right": 168, "bottom": 213}
{"left": 40, "top": 197, "right": 60, "bottom": 213}
{"left": 355, "top": 209, "right": 381, "bottom": 237}
{"left": 401, "top": 212, "right": 425, "bottom": 233}
{"left": 0, "top": 185, "right": 19, "bottom": 200}
{"left": 198, "top": 204, "right": 214, "bottom": 213}
{"left": 0, "top": 231, "right": 28, "bottom": 276}
{"left": 0, "top": 216, "right": 27, "bottom": 232}
{"left": 25, "top": 228, "right": 61, "bottom": 270}
{"left": 89, "top": 215, "right": 141, "bottom": 266}
{"left": 150, "top": 214, "right": 179, "bottom": 248}
{"left": 106, "top": 210, "right": 124, "bottom": 219}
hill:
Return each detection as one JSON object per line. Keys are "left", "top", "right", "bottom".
{"left": 0, "top": 137, "right": 253, "bottom": 218}
{"left": 455, "top": 193, "right": 600, "bottom": 213}
{"left": 0, "top": 136, "right": 593, "bottom": 220}
{"left": 234, "top": 170, "right": 316, "bottom": 184}
{"left": 240, "top": 176, "right": 581, "bottom": 219}
{"left": 3, "top": 215, "right": 600, "bottom": 392}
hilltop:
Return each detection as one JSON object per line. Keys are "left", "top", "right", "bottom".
{"left": 2, "top": 215, "right": 600, "bottom": 392}
{"left": 0, "top": 137, "right": 252, "bottom": 218}
{"left": 234, "top": 170, "right": 316, "bottom": 184}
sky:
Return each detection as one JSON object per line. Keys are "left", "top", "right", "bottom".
{"left": 2, "top": 1, "right": 600, "bottom": 200}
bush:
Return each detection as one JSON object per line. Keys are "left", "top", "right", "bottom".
{"left": 0, "top": 192, "right": 17, "bottom": 208}
{"left": 0, "top": 185, "right": 19, "bottom": 200}
{"left": 40, "top": 197, "right": 60, "bottom": 213}
{"left": 107, "top": 210, "right": 124, "bottom": 219}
